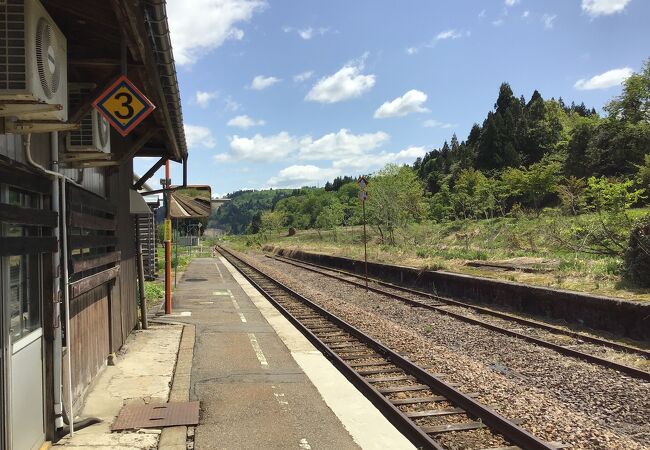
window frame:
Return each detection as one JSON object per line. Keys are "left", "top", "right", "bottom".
{"left": 0, "top": 184, "right": 44, "bottom": 349}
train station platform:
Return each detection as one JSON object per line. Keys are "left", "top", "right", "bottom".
{"left": 168, "top": 257, "right": 415, "bottom": 450}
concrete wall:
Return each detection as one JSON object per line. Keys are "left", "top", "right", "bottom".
{"left": 268, "top": 246, "right": 650, "bottom": 342}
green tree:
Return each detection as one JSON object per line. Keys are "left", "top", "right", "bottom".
{"left": 452, "top": 168, "right": 492, "bottom": 219}
{"left": 636, "top": 154, "right": 650, "bottom": 193}
{"left": 622, "top": 215, "right": 650, "bottom": 287}
{"left": 366, "top": 164, "right": 427, "bottom": 245}
{"left": 501, "top": 159, "right": 561, "bottom": 213}
{"left": 577, "top": 177, "right": 646, "bottom": 255}
{"left": 556, "top": 176, "right": 587, "bottom": 216}
{"left": 604, "top": 58, "right": 650, "bottom": 123}
{"left": 259, "top": 210, "right": 286, "bottom": 237}
{"left": 315, "top": 201, "right": 344, "bottom": 240}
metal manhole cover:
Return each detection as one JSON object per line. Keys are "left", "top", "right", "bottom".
{"left": 111, "top": 401, "right": 199, "bottom": 431}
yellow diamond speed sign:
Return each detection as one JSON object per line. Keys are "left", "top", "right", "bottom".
{"left": 93, "top": 75, "right": 155, "bottom": 137}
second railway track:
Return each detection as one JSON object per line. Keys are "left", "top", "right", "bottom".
{"left": 267, "top": 252, "right": 650, "bottom": 381}
{"left": 218, "top": 245, "right": 565, "bottom": 450}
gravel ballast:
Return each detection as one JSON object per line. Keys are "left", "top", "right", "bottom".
{"left": 241, "top": 251, "right": 650, "bottom": 450}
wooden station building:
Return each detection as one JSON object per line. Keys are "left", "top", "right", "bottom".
{"left": 0, "top": 1, "right": 187, "bottom": 448}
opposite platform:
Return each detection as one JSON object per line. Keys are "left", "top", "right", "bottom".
{"left": 167, "top": 257, "right": 415, "bottom": 450}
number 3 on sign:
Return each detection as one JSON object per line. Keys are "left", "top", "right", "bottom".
{"left": 93, "top": 75, "right": 156, "bottom": 137}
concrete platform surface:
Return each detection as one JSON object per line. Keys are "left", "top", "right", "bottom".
{"left": 170, "top": 256, "right": 415, "bottom": 450}
{"left": 54, "top": 324, "right": 183, "bottom": 449}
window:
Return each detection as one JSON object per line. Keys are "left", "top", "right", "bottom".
{"left": 1, "top": 185, "right": 43, "bottom": 342}
{"left": 7, "top": 255, "right": 40, "bottom": 341}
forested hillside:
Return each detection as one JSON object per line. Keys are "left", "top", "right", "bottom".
{"left": 214, "top": 58, "right": 650, "bottom": 235}
{"left": 210, "top": 188, "right": 299, "bottom": 234}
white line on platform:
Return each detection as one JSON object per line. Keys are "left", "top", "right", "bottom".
{"left": 238, "top": 312, "right": 247, "bottom": 323}
{"left": 167, "top": 311, "right": 192, "bottom": 317}
{"left": 247, "top": 333, "right": 268, "bottom": 367}
{"left": 214, "top": 262, "right": 224, "bottom": 279}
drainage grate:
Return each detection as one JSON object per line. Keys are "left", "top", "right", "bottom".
{"left": 111, "top": 401, "right": 200, "bottom": 431}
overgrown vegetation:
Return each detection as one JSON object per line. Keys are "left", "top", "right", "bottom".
{"left": 216, "top": 58, "right": 650, "bottom": 291}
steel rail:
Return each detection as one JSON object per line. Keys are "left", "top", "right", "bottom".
{"left": 272, "top": 255, "right": 650, "bottom": 357}
{"left": 270, "top": 254, "right": 650, "bottom": 381}
{"left": 218, "top": 246, "right": 557, "bottom": 450}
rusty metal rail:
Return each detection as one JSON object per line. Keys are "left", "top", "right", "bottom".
{"left": 218, "top": 245, "right": 560, "bottom": 450}
{"left": 270, "top": 253, "right": 650, "bottom": 381}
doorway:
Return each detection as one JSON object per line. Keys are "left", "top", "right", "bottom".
{"left": 1, "top": 185, "right": 46, "bottom": 450}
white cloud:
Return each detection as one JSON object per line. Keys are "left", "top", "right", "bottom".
{"left": 574, "top": 67, "right": 634, "bottom": 90}
{"left": 406, "top": 29, "right": 470, "bottom": 55}
{"left": 505, "top": 0, "right": 520, "bottom": 6}
{"left": 224, "top": 96, "right": 241, "bottom": 112}
{"left": 298, "top": 28, "right": 314, "bottom": 39}
{"left": 195, "top": 90, "right": 218, "bottom": 108}
{"left": 299, "top": 129, "right": 389, "bottom": 160}
{"left": 581, "top": 0, "right": 631, "bottom": 17}
{"left": 435, "top": 29, "right": 463, "bottom": 40}
{"left": 478, "top": 9, "right": 487, "bottom": 19}
{"left": 267, "top": 165, "right": 339, "bottom": 187}
{"left": 522, "top": 10, "right": 530, "bottom": 18}
{"left": 293, "top": 71, "right": 314, "bottom": 82}
{"left": 423, "top": 119, "right": 455, "bottom": 129}
{"left": 184, "top": 124, "right": 216, "bottom": 149}
{"left": 395, "top": 146, "right": 427, "bottom": 159}
{"left": 331, "top": 146, "right": 427, "bottom": 171}
{"left": 284, "top": 26, "right": 331, "bottom": 40}
{"left": 267, "top": 145, "right": 424, "bottom": 187}
{"left": 374, "top": 90, "right": 429, "bottom": 119}
{"left": 217, "top": 128, "right": 389, "bottom": 164}
{"left": 492, "top": 18, "right": 505, "bottom": 26}
{"left": 213, "top": 153, "right": 232, "bottom": 162}
{"left": 541, "top": 13, "right": 557, "bottom": 29}
{"left": 227, "top": 114, "right": 266, "bottom": 129}
{"left": 250, "top": 75, "right": 281, "bottom": 90}
{"left": 228, "top": 132, "right": 299, "bottom": 162}
{"left": 167, "top": 0, "right": 266, "bottom": 65}
{"left": 305, "top": 56, "right": 375, "bottom": 103}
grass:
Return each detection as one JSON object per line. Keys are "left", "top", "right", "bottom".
{"left": 223, "top": 207, "right": 650, "bottom": 302}
{"left": 143, "top": 281, "right": 165, "bottom": 305}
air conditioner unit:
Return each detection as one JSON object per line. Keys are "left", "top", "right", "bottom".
{"left": 0, "top": 0, "right": 67, "bottom": 121}
{"left": 66, "top": 84, "right": 110, "bottom": 153}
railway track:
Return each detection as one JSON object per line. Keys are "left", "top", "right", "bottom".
{"left": 218, "top": 245, "right": 563, "bottom": 450}
{"left": 268, "top": 253, "right": 650, "bottom": 381}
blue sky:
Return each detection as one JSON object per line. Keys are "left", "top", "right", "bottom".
{"left": 133, "top": 0, "right": 650, "bottom": 197}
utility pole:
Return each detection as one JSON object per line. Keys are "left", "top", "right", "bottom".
{"left": 357, "top": 176, "right": 369, "bottom": 291}
{"left": 164, "top": 160, "right": 172, "bottom": 315}
{"left": 362, "top": 198, "right": 368, "bottom": 291}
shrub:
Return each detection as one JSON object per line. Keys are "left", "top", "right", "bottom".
{"left": 143, "top": 282, "right": 165, "bottom": 302}
{"left": 622, "top": 214, "right": 650, "bottom": 287}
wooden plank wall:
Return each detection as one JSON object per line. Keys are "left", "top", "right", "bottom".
{"left": 116, "top": 256, "right": 138, "bottom": 348}
{"left": 68, "top": 285, "right": 110, "bottom": 404}
{"left": 107, "top": 154, "right": 139, "bottom": 351}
